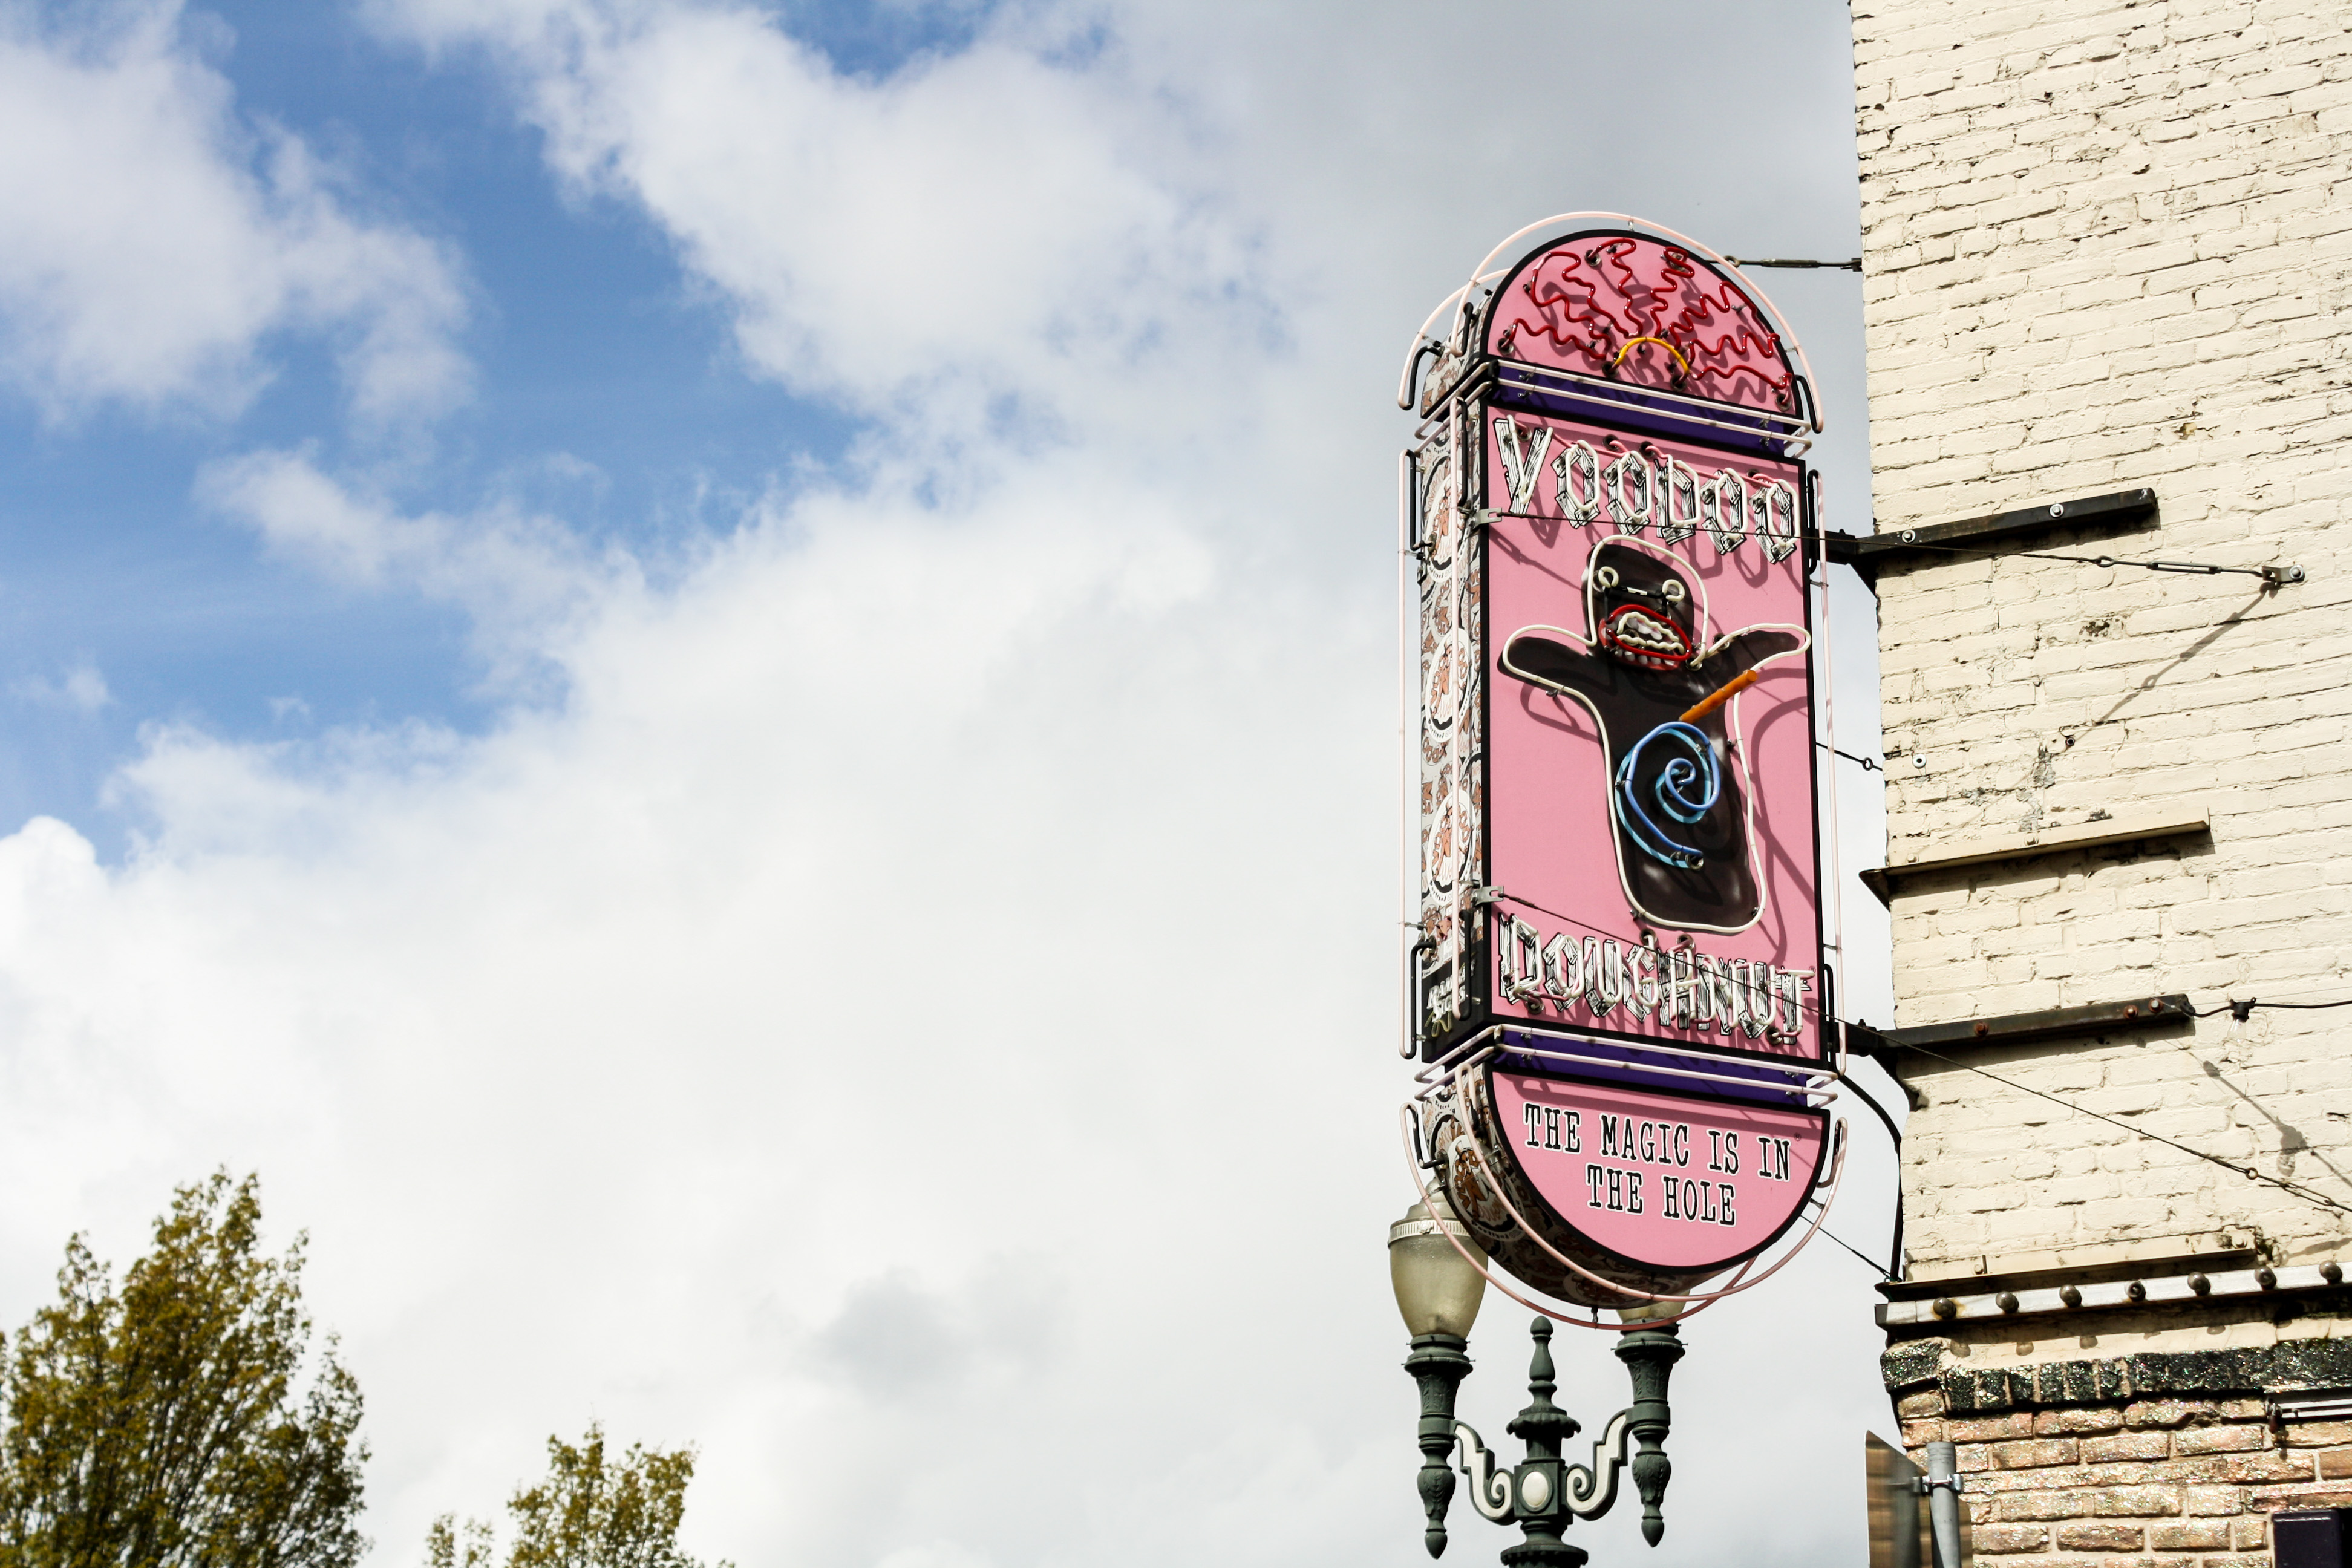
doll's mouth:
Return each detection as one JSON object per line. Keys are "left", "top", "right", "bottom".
{"left": 1602, "top": 603, "right": 1693, "bottom": 669}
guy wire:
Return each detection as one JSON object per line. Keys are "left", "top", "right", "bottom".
{"left": 1900, "top": 1043, "right": 2351, "bottom": 1217}
{"left": 1477, "top": 888, "right": 2352, "bottom": 1217}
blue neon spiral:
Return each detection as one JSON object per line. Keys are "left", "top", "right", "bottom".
{"left": 1613, "top": 721, "right": 1721, "bottom": 870}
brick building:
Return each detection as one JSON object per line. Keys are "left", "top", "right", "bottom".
{"left": 1847, "top": 1, "right": 2352, "bottom": 1563}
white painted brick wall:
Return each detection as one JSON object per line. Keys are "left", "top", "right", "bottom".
{"left": 1853, "top": 0, "right": 2352, "bottom": 1279}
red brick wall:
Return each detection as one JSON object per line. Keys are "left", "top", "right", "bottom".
{"left": 1895, "top": 1387, "right": 2352, "bottom": 1564}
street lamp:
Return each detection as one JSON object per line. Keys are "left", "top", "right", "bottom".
{"left": 1390, "top": 1197, "right": 1684, "bottom": 1566}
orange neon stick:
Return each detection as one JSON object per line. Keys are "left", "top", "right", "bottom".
{"left": 1679, "top": 667, "right": 1759, "bottom": 724}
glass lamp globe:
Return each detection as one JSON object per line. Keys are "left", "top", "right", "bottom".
{"left": 1388, "top": 1192, "right": 1489, "bottom": 1338}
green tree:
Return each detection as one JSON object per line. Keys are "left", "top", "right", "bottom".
{"left": 0, "top": 1171, "right": 367, "bottom": 1568}
{"left": 428, "top": 1425, "right": 727, "bottom": 1568}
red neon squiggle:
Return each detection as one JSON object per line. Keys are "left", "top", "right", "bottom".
{"left": 1488, "top": 237, "right": 1795, "bottom": 408}
{"left": 1507, "top": 254, "right": 1616, "bottom": 367}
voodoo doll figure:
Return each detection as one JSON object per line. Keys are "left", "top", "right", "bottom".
{"left": 1498, "top": 536, "right": 1809, "bottom": 933}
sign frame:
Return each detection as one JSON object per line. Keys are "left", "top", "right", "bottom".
{"left": 1402, "top": 220, "right": 1847, "bottom": 1308}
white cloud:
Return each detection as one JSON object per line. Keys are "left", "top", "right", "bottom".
{"left": 11, "top": 661, "right": 111, "bottom": 713}
{"left": 0, "top": 1, "right": 469, "bottom": 422}
{"left": 0, "top": 5, "right": 1900, "bottom": 1568}
{"left": 0, "top": 462, "right": 1403, "bottom": 1567}
{"left": 875, "top": 1543, "right": 997, "bottom": 1568}
{"left": 370, "top": 0, "right": 1256, "bottom": 441}
{"left": 197, "top": 448, "right": 622, "bottom": 693}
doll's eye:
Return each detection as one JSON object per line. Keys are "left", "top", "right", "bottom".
{"left": 1661, "top": 579, "right": 1687, "bottom": 603}
{"left": 1593, "top": 566, "right": 1620, "bottom": 590}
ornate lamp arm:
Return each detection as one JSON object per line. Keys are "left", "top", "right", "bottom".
{"left": 1454, "top": 1421, "right": 1516, "bottom": 1522}
{"left": 1403, "top": 1317, "right": 1684, "bottom": 1560}
{"left": 1561, "top": 1409, "right": 1632, "bottom": 1520}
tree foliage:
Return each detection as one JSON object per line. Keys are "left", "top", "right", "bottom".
{"left": 428, "top": 1426, "right": 726, "bottom": 1568}
{"left": 0, "top": 1171, "right": 367, "bottom": 1568}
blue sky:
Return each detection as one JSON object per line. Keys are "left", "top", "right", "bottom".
{"left": 0, "top": 0, "right": 884, "bottom": 844}
{"left": 0, "top": 4, "right": 1899, "bottom": 1566}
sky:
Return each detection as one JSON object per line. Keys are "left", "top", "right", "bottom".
{"left": 0, "top": 2, "right": 1904, "bottom": 1565}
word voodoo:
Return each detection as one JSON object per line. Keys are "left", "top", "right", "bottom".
{"left": 1496, "top": 913, "right": 1812, "bottom": 1040}
{"left": 1493, "top": 415, "right": 1802, "bottom": 561}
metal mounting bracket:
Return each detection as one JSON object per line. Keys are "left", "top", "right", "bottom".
{"left": 1849, "top": 995, "right": 2194, "bottom": 1057}
{"left": 1825, "top": 488, "right": 2158, "bottom": 580}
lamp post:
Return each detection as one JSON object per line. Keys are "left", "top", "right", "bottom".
{"left": 1390, "top": 1197, "right": 1683, "bottom": 1566}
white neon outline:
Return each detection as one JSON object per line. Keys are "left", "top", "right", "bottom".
{"left": 1760, "top": 479, "right": 1803, "bottom": 563}
{"left": 1432, "top": 1025, "right": 1831, "bottom": 1103}
{"left": 1813, "top": 473, "right": 1848, "bottom": 993}
{"left": 1492, "top": 413, "right": 1555, "bottom": 514}
{"left": 1399, "top": 448, "right": 1417, "bottom": 1057}
{"left": 1492, "top": 364, "right": 1815, "bottom": 457}
{"left": 1554, "top": 439, "right": 1605, "bottom": 527}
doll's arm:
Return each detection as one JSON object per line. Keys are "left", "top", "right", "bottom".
{"left": 1690, "top": 625, "right": 1808, "bottom": 681}
{"left": 1500, "top": 627, "right": 1617, "bottom": 704}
